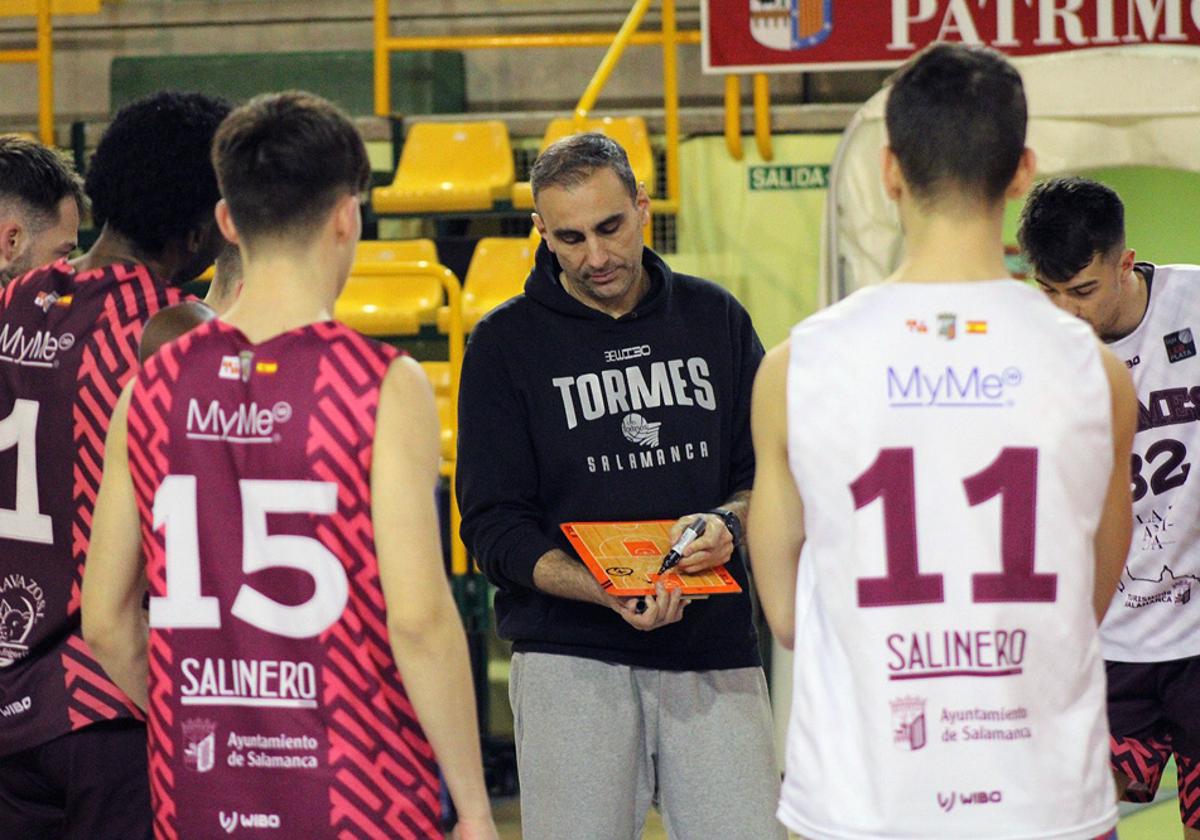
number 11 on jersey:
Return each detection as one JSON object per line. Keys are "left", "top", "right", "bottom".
{"left": 852, "top": 447, "right": 1057, "bottom": 608}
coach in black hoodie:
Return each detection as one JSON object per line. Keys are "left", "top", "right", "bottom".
{"left": 457, "top": 133, "right": 784, "bottom": 840}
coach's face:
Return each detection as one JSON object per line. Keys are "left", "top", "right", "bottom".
{"left": 533, "top": 167, "right": 651, "bottom": 318}
{"left": 1035, "top": 248, "right": 1136, "bottom": 341}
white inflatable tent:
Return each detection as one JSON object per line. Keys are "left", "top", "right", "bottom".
{"left": 820, "top": 45, "right": 1200, "bottom": 305}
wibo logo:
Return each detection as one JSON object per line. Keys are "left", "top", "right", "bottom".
{"left": 938, "top": 790, "right": 1003, "bottom": 813}
{"left": 218, "top": 811, "right": 280, "bottom": 833}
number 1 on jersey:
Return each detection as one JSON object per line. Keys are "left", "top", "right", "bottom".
{"left": 0, "top": 399, "right": 53, "bottom": 544}
{"left": 853, "top": 447, "right": 1055, "bottom": 607}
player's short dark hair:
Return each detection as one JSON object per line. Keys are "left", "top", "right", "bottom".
{"left": 0, "top": 135, "right": 85, "bottom": 230}
{"left": 85, "top": 91, "right": 231, "bottom": 256}
{"left": 885, "top": 43, "right": 1026, "bottom": 205}
{"left": 1017, "top": 177, "right": 1126, "bottom": 283}
{"left": 530, "top": 133, "right": 637, "bottom": 203}
{"left": 212, "top": 91, "right": 369, "bottom": 245}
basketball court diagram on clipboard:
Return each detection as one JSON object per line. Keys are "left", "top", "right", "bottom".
{"left": 561, "top": 520, "right": 742, "bottom": 597}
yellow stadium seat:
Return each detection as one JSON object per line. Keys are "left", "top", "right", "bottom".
{"left": 356, "top": 239, "right": 437, "bottom": 264}
{"left": 334, "top": 268, "right": 445, "bottom": 336}
{"left": 512, "top": 116, "right": 655, "bottom": 209}
{"left": 435, "top": 395, "right": 456, "bottom": 461}
{"left": 372, "top": 121, "right": 515, "bottom": 214}
{"left": 437, "top": 237, "right": 534, "bottom": 333}
{"left": 420, "top": 361, "right": 451, "bottom": 397}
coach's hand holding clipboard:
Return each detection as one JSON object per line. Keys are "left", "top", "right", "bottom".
{"left": 560, "top": 519, "right": 743, "bottom": 599}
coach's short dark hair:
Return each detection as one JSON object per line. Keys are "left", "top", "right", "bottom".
{"left": 85, "top": 91, "right": 231, "bottom": 256}
{"left": 213, "top": 91, "right": 369, "bottom": 244}
{"left": 1017, "top": 177, "right": 1125, "bottom": 283}
{"left": 0, "top": 135, "right": 85, "bottom": 229}
{"left": 530, "top": 133, "right": 637, "bottom": 203}
{"left": 886, "top": 43, "right": 1026, "bottom": 205}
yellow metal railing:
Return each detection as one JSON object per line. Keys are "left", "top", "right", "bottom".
{"left": 752, "top": 73, "right": 773, "bottom": 161}
{"left": 374, "top": 0, "right": 699, "bottom": 215}
{"left": 0, "top": 0, "right": 53, "bottom": 144}
{"left": 724, "top": 75, "right": 743, "bottom": 161}
{"left": 723, "top": 72, "right": 775, "bottom": 163}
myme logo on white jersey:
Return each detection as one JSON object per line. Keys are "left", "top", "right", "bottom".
{"left": 186, "top": 398, "right": 293, "bottom": 444}
{"left": 887, "top": 365, "right": 1022, "bottom": 408}
{"left": 0, "top": 323, "right": 75, "bottom": 368}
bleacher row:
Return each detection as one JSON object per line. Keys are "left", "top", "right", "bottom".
{"left": 372, "top": 115, "right": 655, "bottom": 213}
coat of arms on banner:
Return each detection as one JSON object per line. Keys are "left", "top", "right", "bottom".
{"left": 749, "top": 0, "right": 832, "bottom": 51}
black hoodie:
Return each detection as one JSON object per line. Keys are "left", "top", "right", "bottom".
{"left": 456, "top": 243, "right": 764, "bottom": 670}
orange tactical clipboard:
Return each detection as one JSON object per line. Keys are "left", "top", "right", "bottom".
{"left": 561, "top": 520, "right": 742, "bottom": 597}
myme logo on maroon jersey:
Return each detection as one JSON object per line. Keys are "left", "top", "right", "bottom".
{"left": 0, "top": 323, "right": 75, "bottom": 368}
{"left": 186, "top": 398, "right": 293, "bottom": 444}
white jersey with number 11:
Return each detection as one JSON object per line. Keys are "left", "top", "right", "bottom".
{"left": 778, "top": 280, "right": 1116, "bottom": 840}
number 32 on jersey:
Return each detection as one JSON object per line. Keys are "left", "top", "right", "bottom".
{"left": 150, "top": 475, "right": 348, "bottom": 638}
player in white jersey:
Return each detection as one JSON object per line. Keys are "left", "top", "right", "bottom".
{"left": 749, "top": 44, "right": 1136, "bottom": 840}
{"left": 1020, "top": 177, "right": 1200, "bottom": 839}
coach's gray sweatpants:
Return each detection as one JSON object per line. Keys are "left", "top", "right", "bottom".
{"left": 509, "top": 652, "right": 787, "bottom": 840}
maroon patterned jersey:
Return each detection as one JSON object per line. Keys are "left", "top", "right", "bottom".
{"left": 127, "top": 319, "right": 442, "bottom": 839}
{"left": 0, "top": 259, "right": 179, "bottom": 754}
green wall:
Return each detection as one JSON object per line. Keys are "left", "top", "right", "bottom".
{"left": 673, "top": 134, "right": 841, "bottom": 349}
{"left": 1003, "top": 167, "right": 1200, "bottom": 267}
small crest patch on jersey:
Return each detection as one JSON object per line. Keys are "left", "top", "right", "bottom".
{"left": 937, "top": 313, "right": 956, "bottom": 341}
{"left": 218, "top": 355, "right": 240, "bottom": 380}
{"left": 238, "top": 350, "right": 254, "bottom": 382}
{"left": 1163, "top": 328, "right": 1196, "bottom": 363}
{"left": 32, "top": 291, "right": 67, "bottom": 313}
{"left": 890, "top": 696, "right": 927, "bottom": 751}
{"left": 905, "top": 318, "right": 928, "bottom": 334}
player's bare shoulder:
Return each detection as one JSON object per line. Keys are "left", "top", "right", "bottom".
{"left": 382, "top": 353, "right": 434, "bottom": 402}
{"left": 138, "top": 300, "right": 216, "bottom": 363}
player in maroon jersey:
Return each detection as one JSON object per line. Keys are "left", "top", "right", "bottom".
{"left": 84, "top": 91, "right": 497, "bottom": 839}
{"left": 0, "top": 91, "right": 229, "bottom": 839}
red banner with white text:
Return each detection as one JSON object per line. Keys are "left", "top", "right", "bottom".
{"left": 703, "top": 0, "right": 1200, "bottom": 73}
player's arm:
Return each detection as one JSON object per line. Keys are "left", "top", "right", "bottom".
{"left": 372, "top": 357, "right": 497, "bottom": 840}
{"left": 747, "top": 341, "right": 806, "bottom": 649}
{"left": 1093, "top": 343, "right": 1136, "bottom": 623}
{"left": 81, "top": 380, "right": 149, "bottom": 710}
